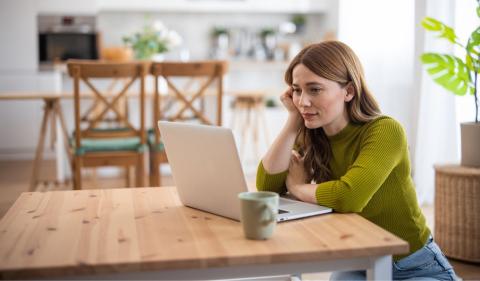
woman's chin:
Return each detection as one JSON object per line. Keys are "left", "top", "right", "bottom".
{"left": 304, "top": 120, "right": 321, "bottom": 129}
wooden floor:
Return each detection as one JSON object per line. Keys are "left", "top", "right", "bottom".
{"left": 0, "top": 160, "right": 479, "bottom": 280}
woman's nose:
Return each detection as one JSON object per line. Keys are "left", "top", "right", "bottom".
{"left": 299, "top": 93, "right": 311, "bottom": 107}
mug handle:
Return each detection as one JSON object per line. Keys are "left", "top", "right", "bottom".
{"left": 261, "top": 204, "right": 276, "bottom": 225}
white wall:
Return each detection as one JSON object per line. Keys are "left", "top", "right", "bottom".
{"left": 97, "top": 0, "right": 328, "bottom": 13}
{"left": 36, "top": 0, "right": 97, "bottom": 14}
{"left": 0, "top": 0, "right": 37, "bottom": 71}
{"left": 338, "top": 0, "right": 416, "bottom": 150}
{"left": 0, "top": 0, "right": 59, "bottom": 159}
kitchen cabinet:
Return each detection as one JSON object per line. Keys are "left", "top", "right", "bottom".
{"left": 97, "top": 0, "right": 333, "bottom": 13}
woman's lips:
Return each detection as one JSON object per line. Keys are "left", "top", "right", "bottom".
{"left": 302, "top": 113, "right": 318, "bottom": 120}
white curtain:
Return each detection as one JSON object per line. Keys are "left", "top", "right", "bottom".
{"left": 412, "top": 0, "right": 458, "bottom": 205}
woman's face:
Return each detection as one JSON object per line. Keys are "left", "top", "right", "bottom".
{"left": 291, "top": 64, "right": 353, "bottom": 136}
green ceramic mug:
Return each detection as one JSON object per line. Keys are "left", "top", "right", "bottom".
{"left": 238, "top": 191, "right": 279, "bottom": 240}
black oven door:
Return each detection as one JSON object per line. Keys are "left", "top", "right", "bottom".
{"left": 39, "top": 32, "right": 99, "bottom": 63}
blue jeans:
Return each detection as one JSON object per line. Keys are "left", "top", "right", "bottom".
{"left": 330, "top": 237, "right": 458, "bottom": 280}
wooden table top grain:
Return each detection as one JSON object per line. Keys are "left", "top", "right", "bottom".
{"left": 0, "top": 186, "right": 409, "bottom": 279}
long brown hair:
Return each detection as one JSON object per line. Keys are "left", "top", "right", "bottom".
{"left": 285, "top": 41, "right": 381, "bottom": 183}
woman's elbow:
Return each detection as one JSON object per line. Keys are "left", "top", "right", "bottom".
{"left": 334, "top": 197, "right": 367, "bottom": 213}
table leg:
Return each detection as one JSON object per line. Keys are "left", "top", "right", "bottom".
{"left": 29, "top": 98, "right": 71, "bottom": 191}
{"left": 367, "top": 255, "right": 392, "bottom": 280}
{"left": 54, "top": 101, "right": 71, "bottom": 183}
{"left": 29, "top": 99, "right": 54, "bottom": 191}
{"left": 50, "top": 103, "right": 56, "bottom": 150}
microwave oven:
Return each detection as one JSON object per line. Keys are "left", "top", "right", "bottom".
{"left": 38, "top": 32, "right": 99, "bottom": 63}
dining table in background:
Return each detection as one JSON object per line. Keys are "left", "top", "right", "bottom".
{"left": 0, "top": 186, "right": 409, "bottom": 280}
{"left": 0, "top": 89, "right": 156, "bottom": 191}
{"left": 0, "top": 92, "right": 72, "bottom": 191}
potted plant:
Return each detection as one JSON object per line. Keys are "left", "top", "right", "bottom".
{"left": 212, "top": 27, "right": 229, "bottom": 38}
{"left": 420, "top": 1, "right": 480, "bottom": 167}
{"left": 123, "top": 19, "right": 182, "bottom": 60}
{"left": 291, "top": 14, "right": 306, "bottom": 34}
{"left": 210, "top": 26, "right": 230, "bottom": 59}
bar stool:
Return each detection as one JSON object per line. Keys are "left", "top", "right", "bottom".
{"left": 230, "top": 91, "right": 270, "bottom": 162}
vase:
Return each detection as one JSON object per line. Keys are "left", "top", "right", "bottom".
{"left": 152, "top": 53, "right": 165, "bottom": 62}
{"left": 461, "top": 122, "right": 480, "bottom": 167}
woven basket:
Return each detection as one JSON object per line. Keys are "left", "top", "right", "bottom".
{"left": 434, "top": 165, "right": 480, "bottom": 263}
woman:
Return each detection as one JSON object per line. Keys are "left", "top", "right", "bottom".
{"left": 257, "top": 41, "right": 457, "bottom": 280}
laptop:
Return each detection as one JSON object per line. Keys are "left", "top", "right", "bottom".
{"left": 158, "top": 121, "right": 332, "bottom": 222}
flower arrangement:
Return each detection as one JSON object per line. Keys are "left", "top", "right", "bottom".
{"left": 122, "top": 20, "right": 182, "bottom": 60}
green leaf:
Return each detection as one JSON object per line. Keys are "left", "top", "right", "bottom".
{"left": 421, "top": 17, "right": 457, "bottom": 43}
{"left": 467, "top": 26, "right": 480, "bottom": 70}
{"left": 420, "top": 53, "right": 474, "bottom": 96}
{"left": 466, "top": 54, "right": 475, "bottom": 72}
{"left": 477, "top": 4, "right": 480, "bottom": 18}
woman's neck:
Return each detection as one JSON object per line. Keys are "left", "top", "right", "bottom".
{"left": 323, "top": 111, "right": 350, "bottom": 136}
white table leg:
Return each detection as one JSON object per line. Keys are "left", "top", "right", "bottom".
{"left": 55, "top": 118, "right": 65, "bottom": 183}
{"left": 53, "top": 69, "right": 66, "bottom": 184}
{"left": 367, "top": 255, "right": 392, "bottom": 281}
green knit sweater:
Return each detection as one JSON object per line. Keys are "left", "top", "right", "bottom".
{"left": 257, "top": 116, "right": 430, "bottom": 260}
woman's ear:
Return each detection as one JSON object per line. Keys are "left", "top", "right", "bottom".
{"left": 344, "top": 83, "right": 354, "bottom": 102}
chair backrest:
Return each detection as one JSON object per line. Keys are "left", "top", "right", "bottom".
{"left": 67, "top": 60, "right": 149, "bottom": 149}
{"left": 150, "top": 61, "right": 228, "bottom": 144}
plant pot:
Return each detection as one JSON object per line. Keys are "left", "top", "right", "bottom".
{"left": 461, "top": 122, "right": 480, "bottom": 167}
{"left": 152, "top": 53, "right": 165, "bottom": 62}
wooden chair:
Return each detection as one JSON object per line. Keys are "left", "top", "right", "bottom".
{"left": 149, "top": 61, "right": 228, "bottom": 186}
{"left": 67, "top": 60, "right": 149, "bottom": 190}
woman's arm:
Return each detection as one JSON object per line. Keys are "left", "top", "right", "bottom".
{"left": 289, "top": 118, "right": 406, "bottom": 212}
{"left": 256, "top": 88, "right": 302, "bottom": 193}
{"left": 261, "top": 88, "right": 302, "bottom": 173}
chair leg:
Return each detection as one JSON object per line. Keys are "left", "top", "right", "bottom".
{"left": 157, "top": 160, "right": 162, "bottom": 187}
{"left": 149, "top": 152, "right": 160, "bottom": 187}
{"left": 125, "top": 166, "right": 130, "bottom": 187}
{"left": 93, "top": 168, "right": 101, "bottom": 187}
{"left": 136, "top": 154, "right": 145, "bottom": 187}
{"left": 73, "top": 157, "right": 82, "bottom": 190}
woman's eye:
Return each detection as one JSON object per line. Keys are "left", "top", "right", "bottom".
{"left": 309, "top": 88, "right": 322, "bottom": 94}
{"left": 292, "top": 88, "right": 301, "bottom": 95}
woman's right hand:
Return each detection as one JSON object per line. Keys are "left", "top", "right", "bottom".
{"left": 280, "top": 88, "right": 298, "bottom": 113}
{"left": 280, "top": 88, "right": 302, "bottom": 129}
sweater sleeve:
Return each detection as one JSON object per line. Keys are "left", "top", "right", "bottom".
{"left": 256, "top": 161, "right": 288, "bottom": 194}
{"left": 315, "top": 118, "right": 406, "bottom": 213}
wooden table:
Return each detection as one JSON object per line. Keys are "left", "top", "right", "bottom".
{"left": 0, "top": 186, "right": 408, "bottom": 280}
{"left": 0, "top": 92, "right": 72, "bottom": 191}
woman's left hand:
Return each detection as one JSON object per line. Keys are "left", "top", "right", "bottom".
{"left": 286, "top": 150, "right": 307, "bottom": 197}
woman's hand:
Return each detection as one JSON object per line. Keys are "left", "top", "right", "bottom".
{"left": 286, "top": 150, "right": 318, "bottom": 204}
{"left": 286, "top": 150, "right": 307, "bottom": 195}
{"left": 280, "top": 88, "right": 303, "bottom": 130}
{"left": 280, "top": 88, "right": 298, "bottom": 112}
